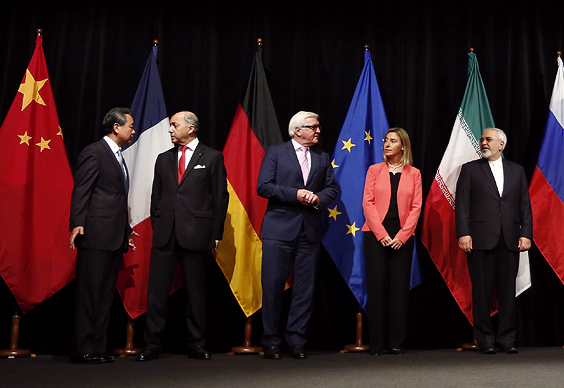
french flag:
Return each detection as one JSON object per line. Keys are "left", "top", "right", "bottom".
{"left": 117, "top": 44, "right": 173, "bottom": 318}
{"left": 529, "top": 54, "right": 564, "bottom": 285}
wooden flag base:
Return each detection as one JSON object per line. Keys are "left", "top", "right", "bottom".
{"left": 228, "top": 317, "right": 263, "bottom": 355}
{"left": 113, "top": 318, "right": 143, "bottom": 357}
{"left": 0, "top": 308, "right": 31, "bottom": 358}
{"left": 457, "top": 336, "right": 479, "bottom": 351}
{"left": 340, "top": 311, "right": 369, "bottom": 353}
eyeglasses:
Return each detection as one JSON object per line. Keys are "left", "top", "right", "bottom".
{"left": 301, "top": 125, "right": 321, "bottom": 131}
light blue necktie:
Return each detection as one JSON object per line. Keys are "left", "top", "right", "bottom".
{"left": 117, "top": 149, "right": 127, "bottom": 188}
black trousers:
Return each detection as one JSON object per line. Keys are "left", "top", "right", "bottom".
{"left": 73, "top": 247, "right": 122, "bottom": 356}
{"left": 143, "top": 233, "right": 209, "bottom": 352}
{"left": 467, "top": 233, "right": 519, "bottom": 351}
{"left": 364, "top": 231, "right": 413, "bottom": 352}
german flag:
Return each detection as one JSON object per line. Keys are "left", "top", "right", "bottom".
{"left": 216, "top": 46, "right": 282, "bottom": 317}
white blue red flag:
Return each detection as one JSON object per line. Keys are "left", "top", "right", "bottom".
{"left": 529, "top": 55, "right": 564, "bottom": 285}
{"left": 117, "top": 44, "right": 172, "bottom": 318}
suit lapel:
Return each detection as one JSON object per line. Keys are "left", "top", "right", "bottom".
{"left": 100, "top": 139, "right": 127, "bottom": 193}
{"left": 180, "top": 143, "right": 205, "bottom": 185}
{"left": 307, "top": 146, "right": 320, "bottom": 185}
{"left": 284, "top": 141, "right": 303, "bottom": 181}
{"left": 479, "top": 159, "right": 499, "bottom": 196}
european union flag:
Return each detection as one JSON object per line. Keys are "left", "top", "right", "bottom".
{"left": 323, "top": 49, "right": 420, "bottom": 311}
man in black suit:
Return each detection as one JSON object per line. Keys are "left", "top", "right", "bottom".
{"left": 69, "top": 107, "right": 137, "bottom": 364}
{"left": 136, "top": 111, "right": 228, "bottom": 361}
{"left": 456, "top": 128, "right": 532, "bottom": 354}
{"left": 257, "top": 111, "right": 338, "bottom": 359}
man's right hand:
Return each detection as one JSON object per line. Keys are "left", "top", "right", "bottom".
{"left": 70, "top": 226, "right": 84, "bottom": 250}
{"left": 458, "top": 235, "right": 472, "bottom": 253}
{"left": 297, "top": 189, "right": 319, "bottom": 206}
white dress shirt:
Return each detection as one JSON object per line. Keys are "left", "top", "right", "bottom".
{"left": 488, "top": 157, "right": 504, "bottom": 197}
{"left": 178, "top": 138, "right": 199, "bottom": 170}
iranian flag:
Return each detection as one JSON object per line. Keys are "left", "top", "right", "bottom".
{"left": 421, "top": 51, "right": 530, "bottom": 324}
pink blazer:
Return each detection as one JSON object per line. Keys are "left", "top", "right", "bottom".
{"left": 362, "top": 162, "right": 422, "bottom": 243}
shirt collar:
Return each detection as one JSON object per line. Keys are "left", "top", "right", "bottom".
{"left": 488, "top": 156, "right": 503, "bottom": 168}
{"left": 103, "top": 135, "right": 121, "bottom": 154}
{"left": 291, "top": 138, "right": 307, "bottom": 151}
{"left": 181, "top": 137, "right": 199, "bottom": 151}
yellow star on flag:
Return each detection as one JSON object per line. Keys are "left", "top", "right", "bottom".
{"left": 364, "top": 130, "right": 373, "bottom": 144}
{"left": 346, "top": 221, "right": 361, "bottom": 237}
{"left": 18, "top": 131, "right": 32, "bottom": 145}
{"left": 341, "top": 138, "right": 356, "bottom": 153}
{"left": 18, "top": 69, "right": 48, "bottom": 111}
{"left": 327, "top": 205, "right": 342, "bottom": 221}
{"left": 35, "top": 137, "right": 51, "bottom": 152}
{"left": 57, "top": 126, "right": 64, "bottom": 139}
{"left": 331, "top": 159, "right": 339, "bottom": 168}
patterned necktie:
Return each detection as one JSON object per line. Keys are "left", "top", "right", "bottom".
{"left": 299, "top": 146, "right": 309, "bottom": 185}
{"left": 178, "top": 145, "right": 187, "bottom": 183}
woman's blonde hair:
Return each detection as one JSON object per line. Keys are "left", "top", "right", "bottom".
{"left": 383, "top": 127, "right": 413, "bottom": 166}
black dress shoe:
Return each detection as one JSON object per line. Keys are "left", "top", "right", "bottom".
{"left": 369, "top": 349, "right": 385, "bottom": 356}
{"left": 100, "top": 353, "right": 115, "bottom": 363}
{"left": 264, "top": 345, "right": 282, "bottom": 359}
{"left": 504, "top": 347, "right": 518, "bottom": 354}
{"left": 135, "top": 347, "right": 159, "bottom": 362}
{"left": 482, "top": 347, "right": 496, "bottom": 354}
{"left": 69, "top": 353, "right": 105, "bottom": 364}
{"left": 390, "top": 348, "right": 404, "bottom": 355}
{"left": 288, "top": 345, "right": 307, "bottom": 359}
{"left": 187, "top": 346, "right": 211, "bottom": 360}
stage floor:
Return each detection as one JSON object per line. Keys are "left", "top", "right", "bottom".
{"left": 3, "top": 347, "right": 564, "bottom": 387}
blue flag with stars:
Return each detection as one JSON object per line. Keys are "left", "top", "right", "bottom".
{"left": 322, "top": 50, "right": 420, "bottom": 310}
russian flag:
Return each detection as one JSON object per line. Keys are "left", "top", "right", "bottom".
{"left": 530, "top": 54, "right": 564, "bottom": 285}
{"left": 116, "top": 44, "right": 174, "bottom": 319}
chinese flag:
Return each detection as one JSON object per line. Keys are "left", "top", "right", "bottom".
{"left": 0, "top": 33, "right": 76, "bottom": 313}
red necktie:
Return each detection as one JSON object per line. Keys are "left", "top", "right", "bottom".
{"left": 178, "top": 145, "right": 186, "bottom": 183}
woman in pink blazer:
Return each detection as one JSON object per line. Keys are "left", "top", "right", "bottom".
{"left": 362, "top": 128, "right": 422, "bottom": 355}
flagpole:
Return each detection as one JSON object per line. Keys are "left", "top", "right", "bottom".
{"left": 456, "top": 47, "right": 479, "bottom": 352}
{"left": 0, "top": 27, "right": 47, "bottom": 360}
{"left": 113, "top": 38, "right": 161, "bottom": 358}
{"left": 340, "top": 308, "right": 369, "bottom": 353}
{"left": 0, "top": 306, "right": 32, "bottom": 358}
{"left": 227, "top": 37, "right": 266, "bottom": 357}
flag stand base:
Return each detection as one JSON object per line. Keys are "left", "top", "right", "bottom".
{"left": 0, "top": 307, "right": 31, "bottom": 358}
{"left": 340, "top": 312, "right": 369, "bottom": 353}
{"left": 228, "top": 317, "right": 263, "bottom": 355}
{"left": 457, "top": 336, "right": 479, "bottom": 351}
{"left": 113, "top": 318, "right": 143, "bottom": 357}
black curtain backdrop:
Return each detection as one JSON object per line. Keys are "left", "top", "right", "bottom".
{"left": 2, "top": 1, "right": 564, "bottom": 354}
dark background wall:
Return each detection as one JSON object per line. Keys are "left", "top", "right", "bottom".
{"left": 1, "top": 0, "right": 564, "bottom": 354}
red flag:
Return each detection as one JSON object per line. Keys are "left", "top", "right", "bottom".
{"left": 0, "top": 33, "right": 76, "bottom": 313}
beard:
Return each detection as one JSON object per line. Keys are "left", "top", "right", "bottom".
{"left": 481, "top": 148, "right": 492, "bottom": 159}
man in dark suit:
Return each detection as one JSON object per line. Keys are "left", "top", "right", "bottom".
{"left": 456, "top": 128, "right": 532, "bottom": 355}
{"left": 69, "top": 107, "right": 137, "bottom": 364}
{"left": 136, "top": 111, "right": 228, "bottom": 361}
{"left": 257, "top": 111, "right": 338, "bottom": 359}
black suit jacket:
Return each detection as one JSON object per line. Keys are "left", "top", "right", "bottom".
{"left": 150, "top": 142, "right": 229, "bottom": 251}
{"left": 257, "top": 140, "right": 338, "bottom": 243}
{"left": 455, "top": 157, "right": 533, "bottom": 251}
{"left": 70, "top": 139, "right": 131, "bottom": 251}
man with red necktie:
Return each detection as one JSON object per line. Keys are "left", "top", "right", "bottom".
{"left": 137, "top": 111, "right": 228, "bottom": 361}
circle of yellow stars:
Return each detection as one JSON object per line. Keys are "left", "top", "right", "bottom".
{"left": 327, "top": 130, "right": 374, "bottom": 237}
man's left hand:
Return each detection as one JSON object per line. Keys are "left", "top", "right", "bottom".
{"left": 128, "top": 231, "right": 140, "bottom": 251}
{"left": 518, "top": 237, "right": 531, "bottom": 252}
